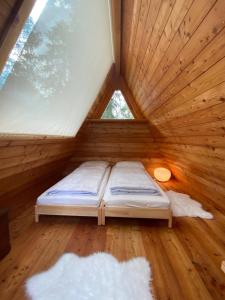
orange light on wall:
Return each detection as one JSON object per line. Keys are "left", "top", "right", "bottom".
{"left": 154, "top": 167, "right": 171, "bottom": 182}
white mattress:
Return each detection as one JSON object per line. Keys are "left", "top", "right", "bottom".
{"left": 103, "top": 167, "right": 170, "bottom": 209}
{"left": 37, "top": 167, "right": 111, "bottom": 207}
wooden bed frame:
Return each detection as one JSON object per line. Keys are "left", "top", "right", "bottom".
{"left": 35, "top": 201, "right": 172, "bottom": 228}
{"left": 35, "top": 204, "right": 102, "bottom": 225}
{"left": 100, "top": 201, "right": 172, "bottom": 228}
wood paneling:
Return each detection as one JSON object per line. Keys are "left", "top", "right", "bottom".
{"left": 121, "top": 0, "right": 225, "bottom": 211}
{"left": 0, "top": 0, "right": 35, "bottom": 73}
{"left": 0, "top": 185, "right": 224, "bottom": 300}
{"left": 110, "top": 0, "right": 121, "bottom": 75}
{"left": 87, "top": 65, "right": 117, "bottom": 119}
{"left": 69, "top": 119, "right": 162, "bottom": 168}
{"left": 0, "top": 208, "right": 10, "bottom": 260}
{"left": 87, "top": 64, "right": 144, "bottom": 119}
{"left": 0, "top": 0, "right": 19, "bottom": 43}
{"left": 118, "top": 76, "right": 145, "bottom": 119}
{"left": 0, "top": 135, "right": 76, "bottom": 215}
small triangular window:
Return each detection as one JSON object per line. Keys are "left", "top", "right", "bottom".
{"left": 101, "top": 90, "right": 134, "bottom": 119}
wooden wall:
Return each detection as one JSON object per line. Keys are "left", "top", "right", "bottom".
{"left": 69, "top": 120, "right": 163, "bottom": 171}
{"left": 87, "top": 64, "right": 144, "bottom": 120}
{"left": 0, "top": 0, "right": 35, "bottom": 73}
{"left": 87, "top": 65, "right": 117, "bottom": 119}
{"left": 121, "top": 0, "right": 225, "bottom": 212}
{"left": 0, "top": 135, "right": 76, "bottom": 215}
{"left": 0, "top": 0, "right": 19, "bottom": 42}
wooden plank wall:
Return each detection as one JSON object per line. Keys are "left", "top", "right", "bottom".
{"left": 87, "top": 65, "right": 117, "bottom": 119}
{"left": 121, "top": 0, "right": 225, "bottom": 212}
{"left": 0, "top": 0, "right": 35, "bottom": 73}
{"left": 87, "top": 64, "right": 145, "bottom": 120}
{"left": 69, "top": 120, "right": 163, "bottom": 171}
{"left": 0, "top": 135, "right": 76, "bottom": 215}
{"left": 0, "top": 0, "right": 18, "bottom": 42}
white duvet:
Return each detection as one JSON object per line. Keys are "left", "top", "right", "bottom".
{"left": 110, "top": 167, "right": 161, "bottom": 195}
{"left": 103, "top": 166, "right": 170, "bottom": 208}
{"left": 37, "top": 166, "right": 110, "bottom": 207}
{"left": 45, "top": 166, "right": 106, "bottom": 197}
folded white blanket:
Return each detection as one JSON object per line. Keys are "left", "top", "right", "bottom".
{"left": 110, "top": 167, "right": 161, "bottom": 196}
{"left": 46, "top": 166, "right": 106, "bottom": 197}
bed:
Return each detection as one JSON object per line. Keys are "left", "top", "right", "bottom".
{"left": 35, "top": 161, "right": 110, "bottom": 225}
{"left": 101, "top": 161, "right": 172, "bottom": 227}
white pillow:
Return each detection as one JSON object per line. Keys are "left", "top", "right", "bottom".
{"left": 79, "top": 161, "right": 109, "bottom": 169}
{"left": 115, "top": 161, "right": 144, "bottom": 169}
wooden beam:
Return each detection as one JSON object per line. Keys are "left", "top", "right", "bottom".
{"left": 0, "top": 0, "right": 24, "bottom": 47}
{"left": 118, "top": 76, "right": 145, "bottom": 119}
{"left": 87, "top": 64, "right": 117, "bottom": 119}
{"left": 110, "top": 0, "right": 121, "bottom": 75}
{"left": 87, "top": 69, "right": 145, "bottom": 120}
{"left": 0, "top": 0, "right": 36, "bottom": 73}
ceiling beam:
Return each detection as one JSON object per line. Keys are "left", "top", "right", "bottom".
{"left": 87, "top": 64, "right": 117, "bottom": 119}
{"left": 0, "top": 0, "right": 36, "bottom": 74}
{"left": 86, "top": 64, "right": 146, "bottom": 120}
{"left": 110, "top": 0, "right": 122, "bottom": 75}
{"left": 118, "top": 76, "right": 145, "bottom": 120}
{"left": 0, "top": 0, "right": 24, "bottom": 47}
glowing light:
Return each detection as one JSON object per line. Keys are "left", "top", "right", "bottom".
{"left": 154, "top": 167, "right": 171, "bottom": 182}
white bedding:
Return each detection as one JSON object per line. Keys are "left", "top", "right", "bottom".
{"left": 115, "top": 161, "right": 144, "bottom": 169}
{"left": 79, "top": 161, "right": 109, "bottom": 169}
{"left": 110, "top": 166, "right": 161, "bottom": 195}
{"left": 103, "top": 166, "right": 170, "bottom": 209}
{"left": 45, "top": 166, "right": 106, "bottom": 197}
{"left": 37, "top": 167, "right": 111, "bottom": 207}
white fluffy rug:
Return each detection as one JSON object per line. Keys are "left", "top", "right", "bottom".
{"left": 26, "top": 252, "right": 152, "bottom": 300}
{"left": 166, "top": 190, "right": 213, "bottom": 219}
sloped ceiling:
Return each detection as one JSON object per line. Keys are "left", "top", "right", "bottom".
{"left": 0, "top": 0, "right": 22, "bottom": 46}
{"left": 0, "top": 0, "right": 113, "bottom": 136}
{"left": 1, "top": 0, "right": 224, "bottom": 211}
{"left": 121, "top": 0, "right": 225, "bottom": 211}
{"left": 87, "top": 64, "right": 144, "bottom": 119}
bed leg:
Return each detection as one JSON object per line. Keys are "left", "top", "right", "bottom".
{"left": 97, "top": 207, "right": 102, "bottom": 226}
{"left": 168, "top": 215, "right": 172, "bottom": 228}
{"left": 101, "top": 202, "right": 105, "bottom": 226}
{"left": 35, "top": 206, "right": 39, "bottom": 223}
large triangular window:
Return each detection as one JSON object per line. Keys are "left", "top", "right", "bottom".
{"left": 101, "top": 90, "right": 134, "bottom": 119}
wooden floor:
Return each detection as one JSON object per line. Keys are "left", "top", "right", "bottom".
{"left": 0, "top": 182, "right": 224, "bottom": 300}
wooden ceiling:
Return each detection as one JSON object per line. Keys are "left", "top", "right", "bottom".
{"left": 87, "top": 64, "right": 144, "bottom": 119}
{"left": 0, "top": 0, "right": 19, "bottom": 44}
{"left": 122, "top": 0, "right": 225, "bottom": 118}
{"left": 121, "top": 0, "right": 225, "bottom": 211}
{"left": 0, "top": 0, "right": 35, "bottom": 73}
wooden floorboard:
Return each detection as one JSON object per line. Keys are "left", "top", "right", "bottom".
{"left": 0, "top": 182, "right": 224, "bottom": 300}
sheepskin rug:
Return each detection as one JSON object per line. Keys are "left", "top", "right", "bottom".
{"left": 26, "top": 252, "right": 152, "bottom": 300}
{"left": 166, "top": 190, "right": 213, "bottom": 219}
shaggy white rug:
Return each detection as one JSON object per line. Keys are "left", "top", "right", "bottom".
{"left": 26, "top": 252, "right": 152, "bottom": 300}
{"left": 166, "top": 190, "right": 213, "bottom": 219}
